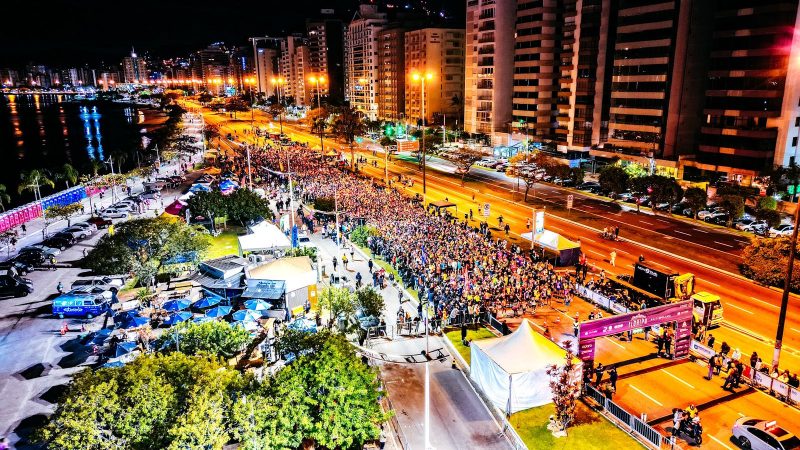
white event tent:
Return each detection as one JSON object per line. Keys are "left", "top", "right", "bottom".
{"left": 237, "top": 221, "right": 291, "bottom": 254}
{"left": 470, "top": 319, "right": 577, "bottom": 414}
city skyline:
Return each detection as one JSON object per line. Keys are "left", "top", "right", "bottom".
{"left": 0, "top": 0, "right": 464, "bottom": 66}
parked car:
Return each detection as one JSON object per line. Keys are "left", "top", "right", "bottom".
{"left": 50, "top": 231, "right": 77, "bottom": 244}
{"left": 60, "top": 226, "right": 92, "bottom": 240}
{"left": 71, "top": 276, "right": 124, "bottom": 291}
{"left": 0, "top": 274, "right": 34, "bottom": 297}
{"left": 617, "top": 191, "right": 635, "bottom": 202}
{"left": 71, "top": 221, "right": 98, "bottom": 234}
{"left": 0, "top": 260, "right": 34, "bottom": 276}
{"left": 52, "top": 291, "right": 110, "bottom": 318}
{"left": 769, "top": 224, "right": 794, "bottom": 237}
{"left": 101, "top": 207, "right": 129, "bottom": 219}
{"left": 139, "top": 189, "right": 161, "bottom": 200}
{"left": 704, "top": 211, "right": 728, "bottom": 223}
{"left": 41, "top": 236, "right": 73, "bottom": 251}
{"left": 697, "top": 207, "right": 723, "bottom": 220}
{"left": 87, "top": 216, "right": 114, "bottom": 229}
{"left": 735, "top": 218, "right": 764, "bottom": 231}
{"left": 21, "top": 244, "right": 61, "bottom": 257}
{"left": 110, "top": 201, "right": 136, "bottom": 211}
{"left": 17, "top": 247, "right": 53, "bottom": 262}
{"left": 708, "top": 214, "right": 730, "bottom": 226}
{"left": 578, "top": 182, "right": 601, "bottom": 191}
{"left": 732, "top": 418, "right": 800, "bottom": 450}
{"left": 12, "top": 251, "right": 46, "bottom": 267}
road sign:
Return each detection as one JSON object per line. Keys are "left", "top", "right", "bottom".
{"left": 567, "top": 194, "right": 574, "bottom": 210}
{"left": 533, "top": 209, "right": 545, "bottom": 234}
{"left": 482, "top": 202, "right": 491, "bottom": 217}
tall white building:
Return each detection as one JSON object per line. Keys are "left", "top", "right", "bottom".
{"left": 344, "top": 4, "right": 387, "bottom": 119}
{"left": 122, "top": 49, "right": 148, "bottom": 84}
{"left": 280, "top": 35, "right": 312, "bottom": 106}
{"left": 255, "top": 47, "right": 278, "bottom": 98}
{"left": 463, "top": 0, "right": 515, "bottom": 143}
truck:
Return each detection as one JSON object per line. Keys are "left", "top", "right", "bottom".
{"left": 631, "top": 262, "right": 724, "bottom": 328}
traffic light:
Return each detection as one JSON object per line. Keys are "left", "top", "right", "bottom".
{"left": 384, "top": 124, "right": 395, "bottom": 137}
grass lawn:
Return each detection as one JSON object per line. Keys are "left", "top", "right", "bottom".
{"left": 444, "top": 327, "right": 497, "bottom": 365}
{"left": 206, "top": 229, "right": 242, "bottom": 259}
{"left": 510, "top": 403, "right": 644, "bottom": 450}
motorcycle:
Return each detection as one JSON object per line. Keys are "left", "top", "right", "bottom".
{"left": 677, "top": 418, "right": 703, "bottom": 445}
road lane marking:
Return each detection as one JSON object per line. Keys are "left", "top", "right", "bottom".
{"left": 694, "top": 229, "right": 710, "bottom": 234}
{"left": 655, "top": 218, "right": 670, "bottom": 223}
{"left": 589, "top": 250, "right": 606, "bottom": 258}
{"left": 726, "top": 303, "right": 754, "bottom": 315}
{"left": 603, "top": 337, "right": 625, "bottom": 349}
{"left": 579, "top": 237, "right": 596, "bottom": 243}
{"left": 750, "top": 297, "right": 779, "bottom": 309}
{"left": 629, "top": 385, "right": 663, "bottom": 406}
{"left": 699, "top": 278, "right": 721, "bottom": 287}
{"left": 709, "top": 435, "right": 735, "bottom": 450}
{"left": 675, "top": 230, "right": 692, "bottom": 236}
{"left": 663, "top": 370, "right": 695, "bottom": 389}
{"left": 640, "top": 220, "right": 655, "bottom": 226}
{"left": 792, "top": 328, "right": 800, "bottom": 334}
{"left": 714, "top": 241, "right": 735, "bottom": 248}
{"left": 549, "top": 226, "right": 564, "bottom": 232}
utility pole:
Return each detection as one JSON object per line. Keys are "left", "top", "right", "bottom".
{"left": 773, "top": 202, "right": 800, "bottom": 369}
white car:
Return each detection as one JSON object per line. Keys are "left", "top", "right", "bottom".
{"left": 60, "top": 226, "right": 92, "bottom": 240}
{"left": 101, "top": 207, "right": 128, "bottom": 219}
{"left": 71, "top": 276, "right": 124, "bottom": 291}
{"left": 111, "top": 201, "right": 136, "bottom": 211}
{"left": 71, "top": 222, "right": 98, "bottom": 234}
{"left": 769, "top": 224, "right": 794, "bottom": 237}
{"left": 732, "top": 418, "right": 800, "bottom": 450}
{"left": 697, "top": 207, "right": 723, "bottom": 220}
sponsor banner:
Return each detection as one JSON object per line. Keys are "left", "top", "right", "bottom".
{"left": 578, "top": 339, "right": 596, "bottom": 361}
{"left": 773, "top": 380, "right": 790, "bottom": 397}
{"left": 579, "top": 301, "right": 693, "bottom": 340}
{"left": 610, "top": 302, "right": 629, "bottom": 315}
{"left": 689, "top": 340, "right": 716, "bottom": 360}
{"left": 753, "top": 371, "right": 773, "bottom": 390}
{"left": 790, "top": 387, "right": 800, "bottom": 404}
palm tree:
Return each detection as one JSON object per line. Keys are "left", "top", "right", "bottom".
{"left": 332, "top": 106, "right": 367, "bottom": 170}
{"left": 0, "top": 184, "right": 10, "bottom": 212}
{"left": 57, "top": 163, "right": 79, "bottom": 188}
{"left": 18, "top": 169, "right": 55, "bottom": 201}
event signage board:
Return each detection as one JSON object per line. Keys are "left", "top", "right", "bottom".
{"left": 567, "top": 194, "right": 574, "bottom": 210}
{"left": 534, "top": 210, "right": 545, "bottom": 234}
{"left": 577, "top": 301, "right": 692, "bottom": 361}
{"left": 483, "top": 202, "right": 491, "bottom": 217}
{"left": 753, "top": 371, "right": 773, "bottom": 390}
{"left": 791, "top": 387, "right": 800, "bottom": 404}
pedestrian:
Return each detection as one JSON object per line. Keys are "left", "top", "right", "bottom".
{"left": 504, "top": 223, "right": 510, "bottom": 236}
{"left": 672, "top": 408, "right": 683, "bottom": 436}
{"left": 461, "top": 322, "right": 468, "bottom": 345}
{"left": 21, "top": 223, "right": 26, "bottom": 235}
{"left": 707, "top": 334, "right": 715, "bottom": 349}
{"left": 723, "top": 371, "right": 737, "bottom": 390}
{"left": 526, "top": 218, "right": 531, "bottom": 229}
{"left": 614, "top": 226, "right": 620, "bottom": 240}
{"left": 720, "top": 341, "right": 730, "bottom": 356}
{"left": 57, "top": 282, "right": 64, "bottom": 294}
{"left": 332, "top": 256, "right": 338, "bottom": 272}
{"left": 368, "top": 259, "right": 374, "bottom": 274}
{"left": 609, "top": 366, "right": 618, "bottom": 390}
{"left": 573, "top": 319, "right": 579, "bottom": 337}
{"left": 707, "top": 354, "right": 716, "bottom": 380}
{"left": 609, "top": 250, "right": 616, "bottom": 267}
{"left": 379, "top": 425, "right": 387, "bottom": 450}
{"left": 594, "top": 363, "right": 604, "bottom": 386}
{"left": 750, "top": 352, "right": 758, "bottom": 369}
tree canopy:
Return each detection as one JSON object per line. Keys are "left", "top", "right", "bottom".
{"left": 683, "top": 187, "right": 707, "bottom": 219}
{"left": 742, "top": 237, "right": 800, "bottom": 291}
{"left": 441, "top": 147, "right": 487, "bottom": 184}
{"left": 85, "top": 217, "right": 210, "bottom": 279}
{"left": 44, "top": 202, "right": 83, "bottom": 226}
{"left": 158, "top": 320, "right": 251, "bottom": 359}
{"left": 187, "top": 189, "right": 273, "bottom": 226}
{"left": 598, "top": 165, "right": 629, "bottom": 198}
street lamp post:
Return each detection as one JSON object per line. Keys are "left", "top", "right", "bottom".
{"left": 308, "top": 75, "right": 327, "bottom": 153}
{"left": 411, "top": 71, "right": 433, "bottom": 195}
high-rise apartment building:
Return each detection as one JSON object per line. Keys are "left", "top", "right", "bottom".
{"left": 345, "top": 4, "right": 387, "bottom": 119}
{"left": 405, "top": 28, "right": 466, "bottom": 125}
{"left": 254, "top": 47, "right": 279, "bottom": 98}
{"left": 194, "top": 43, "right": 231, "bottom": 93}
{"left": 689, "top": 0, "right": 800, "bottom": 182}
{"left": 377, "top": 27, "right": 407, "bottom": 121}
{"left": 464, "top": 0, "right": 516, "bottom": 142}
{"left": 307, "top": 17, "right": 346, "bottom": 103}
{"left": 122, "top": 49, "right": 148, "bottom": 83}
{"left": 281, "top": 35, "right": 312, "bottom": 106}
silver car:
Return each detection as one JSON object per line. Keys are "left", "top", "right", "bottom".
{"left": 732, "top": 418, "right": 800, "bottom": 450}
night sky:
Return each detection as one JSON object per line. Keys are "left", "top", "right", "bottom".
{"left": 1, "top": 0, "right": 464, "bottom": 67}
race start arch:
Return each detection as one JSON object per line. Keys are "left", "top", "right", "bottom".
{"left": 577, "top": 300, "right": 693, "bottom": 363}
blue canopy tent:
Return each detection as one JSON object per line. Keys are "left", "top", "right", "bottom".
{"left": 164, "top": 311, "right": 193, "bottom": 326}
{"left": 193, "top": 296, "right": 221, "bottom": 309}
{"left": 232, "top": 309, "right": 261, "bottom": 322}
{"left": 206, "top": 305, "right": 232, "bottom": 318}
{"left": 114, "top": 341, "right": 139, "bottom": 358}
{"left": 163, "top": 299, "right": 191, "bottom": 312}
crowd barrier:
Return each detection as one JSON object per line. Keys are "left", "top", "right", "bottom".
{"left": 688, "top": 339, "right": 800, "bottom": 407}
{"left": 585, "top": 384, "right": 667, "bottom": 449}
{"left": 0, "top": 185, "right": 87, "bottom": 234}
{"left": 575, "top": 285, "right": 631, "bottom": 315}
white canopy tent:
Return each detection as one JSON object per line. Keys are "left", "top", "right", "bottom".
{"left": 470, "top": 319, "right": 576, "bottom": 414}
{"left": 237, "top": 221, "right": 291, "bottom": 254}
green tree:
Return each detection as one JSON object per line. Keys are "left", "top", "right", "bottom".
{"left": 757, "top": 196, "right": 777, "bottom": 211}
{"left": 741, "top": 237, "right": 800, "bottom": 291}
{"left": 159, "top": 320, "right": 251, "bottom": 359}
{"left": 379, "top": 136, "right": 396, "bottom": 147}
{"left": 719, "top": 195, "right": 745, "bottom": 227}
{"left": 333, "top": 106, "right": 367, "bottom": 170}
{"left": 44, "top": 202, "right": 84, "bottom": 226}
{"left": 198, "top": 92, "right": 213, "bottom": 105}
{"left": 35, "top": 353, "right": 247, "bottom": 450}
{"left": 598, "top": 165, "right": 629, "bottom": 199}
{"left": 356, "top": 287, "right": 385, "bottom": 318}
{"left": 756, "top": 209, "right": 782, "bottom": 229}
{"left": 441, "top": 147, "right": 486, "bottom": 185}
{"left": 683, "top": 187, "right": 708, "bottom": 219}
{"left": 18, "top": 169, "right": 55, "bottom": 201}
{"left": 203, "top": 123, "right": 220, "bottom": 143}
{"left": 317, "top": 286, "right": 356, "bottom": 330}
{"left": 57, "top": 163, "right": 80, "bottom": 188}
{"left": 225, "top": 97, "right": 251, "bottom": 119}
{"left": 271, "top": 332, "right": 389, "bottom": 449}
{"left": 186, "top": 189, "right": 272, "bottom": 227}
{"left": 85, "top": 217, "right": 210, "bottom": 279}
{"left": 0, "top": 183, "right": 10, "bottom": 212}
{"left": 350, "top": 225, "right": 378, "bottom": 247}
{"left": 506, "top": 152, "right": 541, "bottom": 202}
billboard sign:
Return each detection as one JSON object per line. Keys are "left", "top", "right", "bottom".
{"left": 578, "top": 300, "right": 692, "bottom": 361}
{"left": 534, "top": 209, "right": 545, "bottom": 234}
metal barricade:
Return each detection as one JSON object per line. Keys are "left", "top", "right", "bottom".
{"left": 632, "top": 416, "right": 663, "bottom": 448}
{"left": 606, "top": 399, "right": 632, "bottom": 425}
